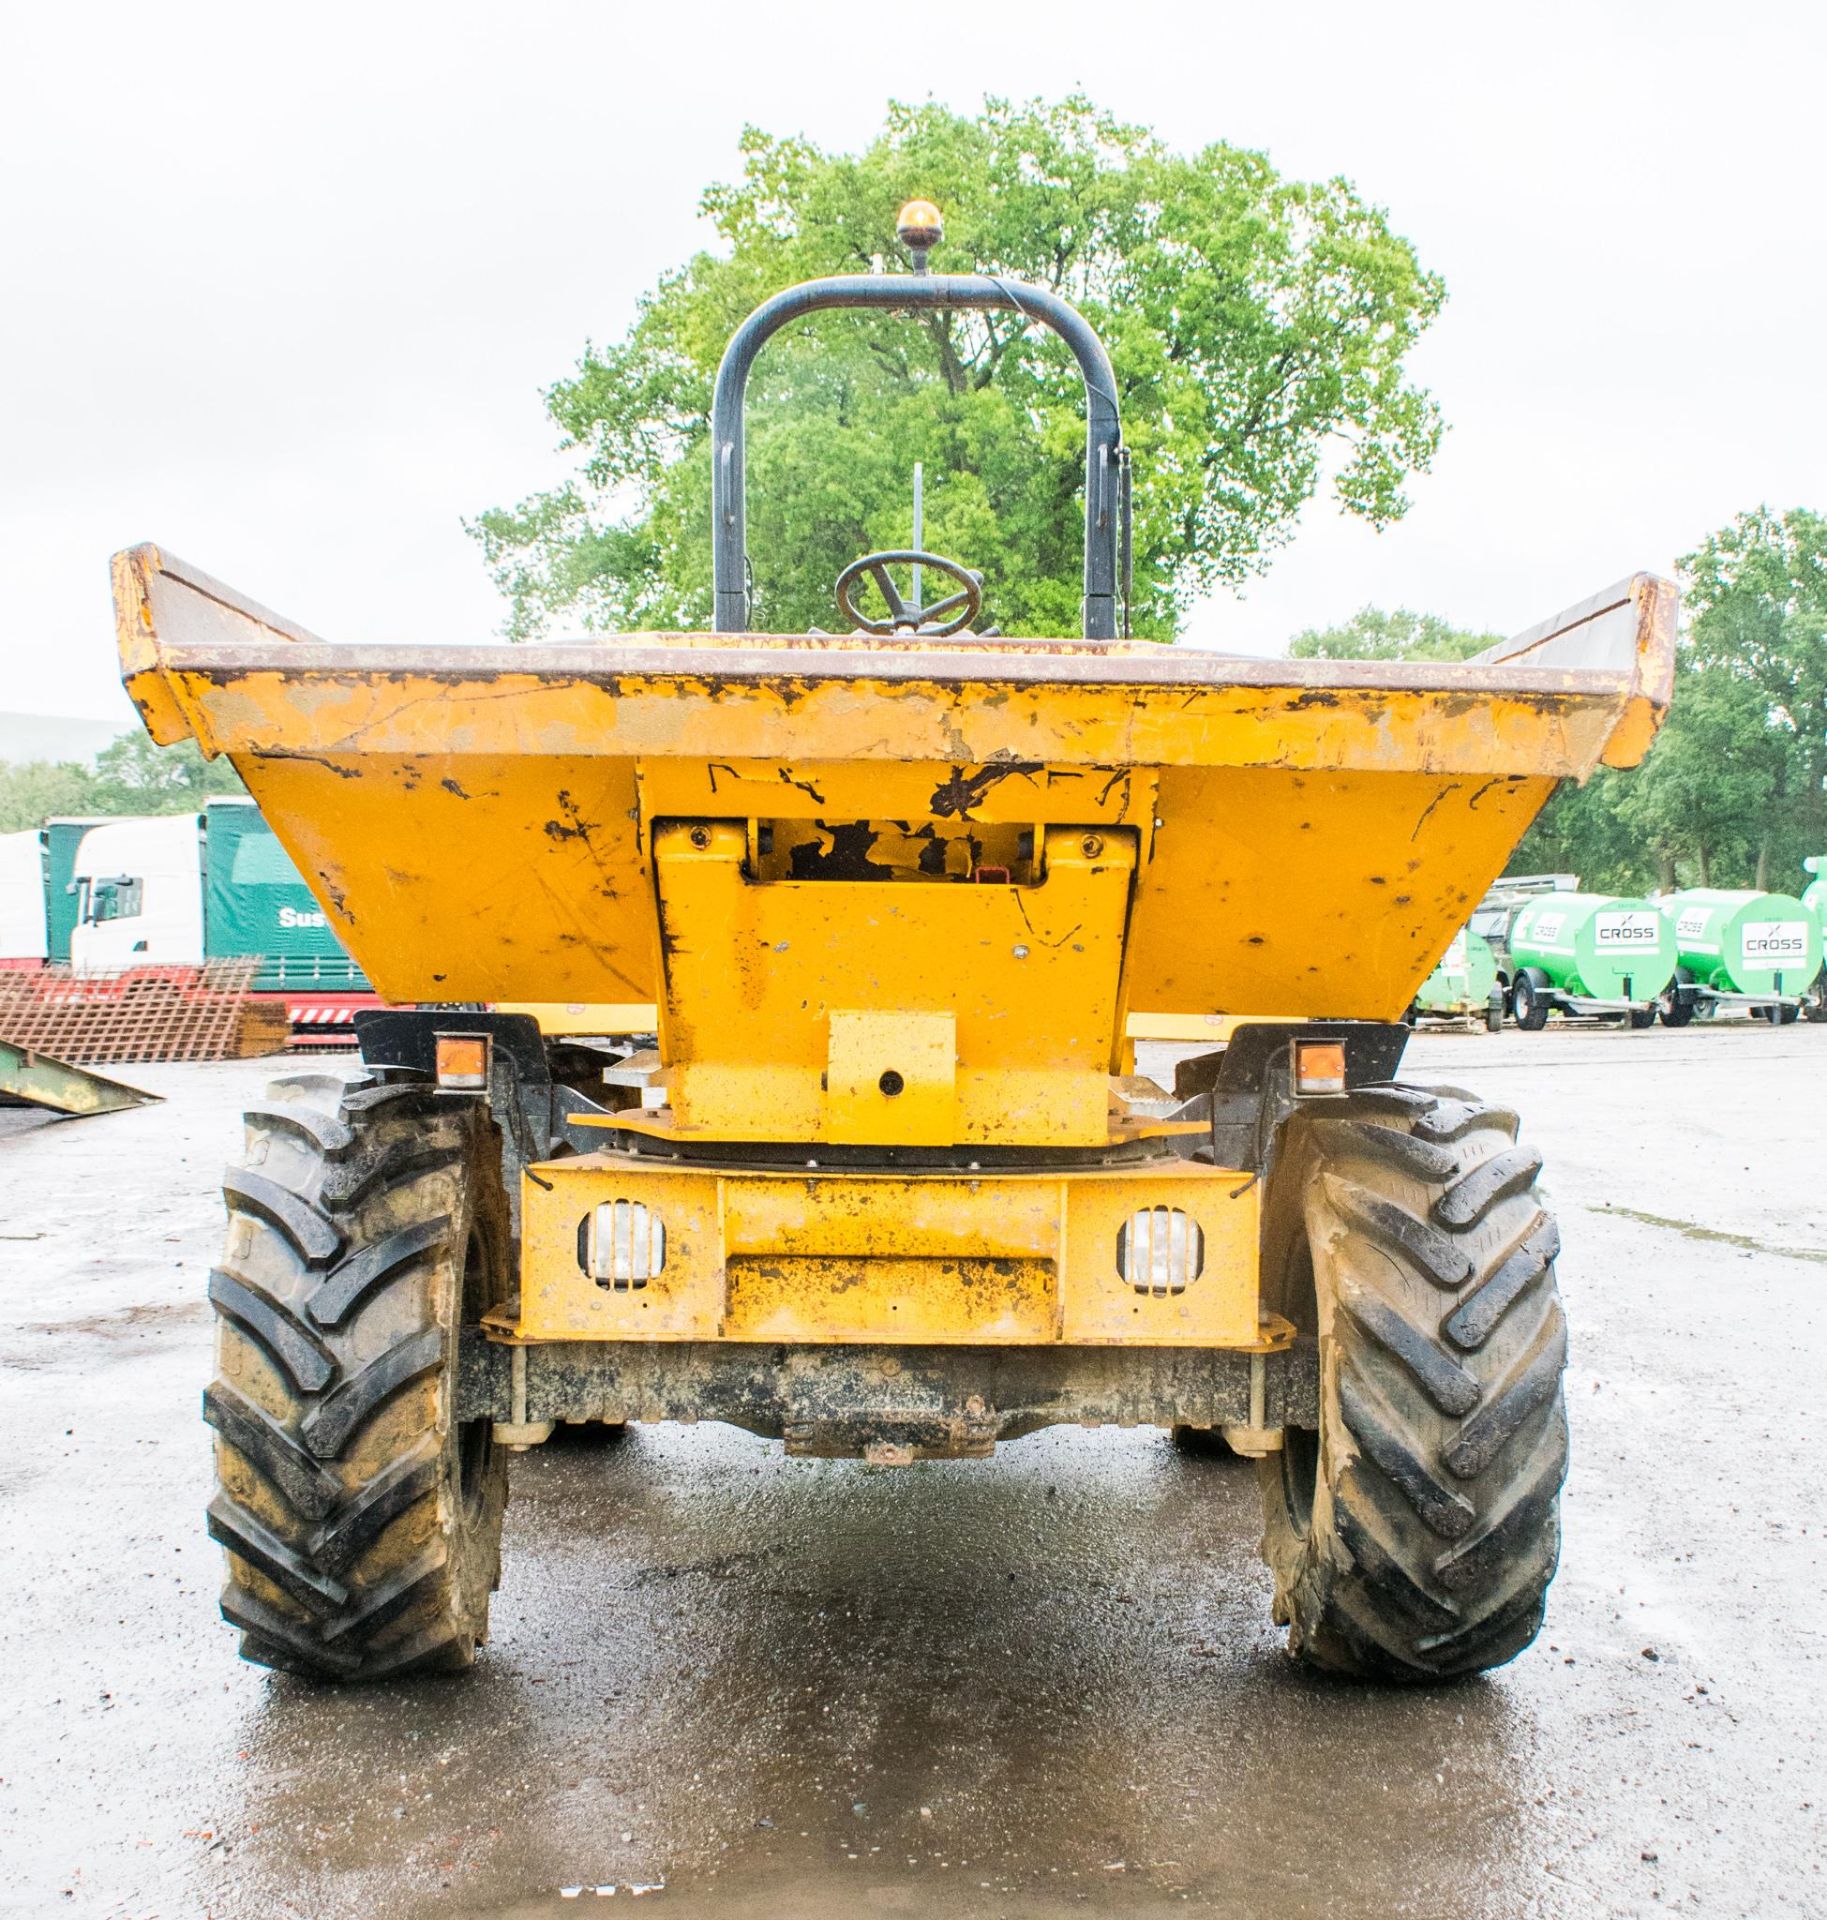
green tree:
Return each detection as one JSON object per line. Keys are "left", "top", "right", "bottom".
{"left": 0, "top": 760, "right": 102, "bottom": 834}
{"left": 0, "top": 734, "right": 241, "bottom": 834}
{"left": 473, "top": 96, "right": 1446, "bottom": 641}
{"left": 88, "top": 733, "right": 243, "bottom": 812}
{"left": 1679, "top": 506, "right": 1827, "bottom": 886}
{"left": 1514, "top": 507, "right": 1827, "bottom": 893}
{"left": 1288, "top": 605, "right": 1496, "bottom": 663}
{"left": 1609, "top": 666, "right": 1775, "bottom": 888}
{"left": 1508, "top": 766, "right": 1643, "bottom": 890}
{"left": 1509, "top": 661, "right": 1776, "bottom": 895}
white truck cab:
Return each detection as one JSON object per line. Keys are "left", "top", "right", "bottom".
{"left": 69, "top": 815, "right": 204, "bottom": 973}
{"left": 0, "top": 829, "right": 48, "bottom": 964}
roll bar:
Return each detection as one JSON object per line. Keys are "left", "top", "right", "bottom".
{"left": 710, "top": 272, "right": 1127, "bottom": 638}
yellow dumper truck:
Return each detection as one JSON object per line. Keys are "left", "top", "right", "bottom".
{"left": 114, "top": 208, "right": 1675, "bottom": 1685}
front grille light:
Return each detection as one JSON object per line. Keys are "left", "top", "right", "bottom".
{"left": 1117, "top": 1207, "right": 1204, "bottom": 1297}
{"left": 584, "top": 1200, "right": 666, "bottom": 1290}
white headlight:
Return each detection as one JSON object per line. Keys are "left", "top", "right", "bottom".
{"left": 586, "top": 1200, "right": 666, "bottom": 1289}
{"left": 1117, "top": 1207, "right": 1204, "bottom": 1297}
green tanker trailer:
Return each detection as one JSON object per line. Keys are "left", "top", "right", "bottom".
{"left": 1507, "top": 892, "right": 1676, "bottom": 1030}
{"left": 1658, "top": 887, "right": 1821, "bottom": 1026}
{"left": 1798, "top": 857, "right": 1826, "bottom": 1021}
{"left": 1408, "top": 924, "right": 1505, "bottom": 1029}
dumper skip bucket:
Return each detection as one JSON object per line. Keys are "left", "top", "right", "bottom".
{"left": 115, "top": 546, "right": 1673, "bottom": 1145}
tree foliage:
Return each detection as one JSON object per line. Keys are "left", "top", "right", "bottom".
{"left": 0, "top": 760, "right": 100, "bottom": 834}
{"left": 473, "top": 96, "right": 1446, "bottom": 641}
{"left": 1297, "top": 509, "right": 1827, "bottom": 896}
{"left": 1516, "top": 509, "right": 1827, "bottom": 891}
{"left": 1290, "top": 606, "right": 1496, "bottom": 663}
{"left": 0, "top": 734, "right": 242, "bottom": 834}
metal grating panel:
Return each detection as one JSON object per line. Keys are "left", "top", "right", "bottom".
{"left": 0, "top": 962, "right": 289, "bottom": 1063}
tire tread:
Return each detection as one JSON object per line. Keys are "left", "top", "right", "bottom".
{"left": 1258, "top": 1084, "right": 1568, "bottom": 1681}
{"left": 206, "top": 1080, "right": 506, "bottom": 1683}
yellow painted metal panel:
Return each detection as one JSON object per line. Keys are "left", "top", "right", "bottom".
{"left": 638, "top": 758, "right": 1159, "bottom": 832}
{"left": 518, "top": 1164, "right": 722, "bottom": 1340}
{"left": 515, "top": 1154, "right": 1259, "bottom": 1347}
{"left": 1128, "top": 767, "right": 1557, "bottom": 1022}
{"left": 229, "top": 751, "right": 655, "bottom": 1006}
{"left": 206, "top": 743, "right": 1560, "bottom": 1019}
{"left": 826, "top": 1009, "right": 957, "bottom": 1144}
{"left": 1124, "top": 1013, "right": 1297, "bottom": 1043}
{"left": 652, "top": 821, "right": 1136, "bottom": 1146}
{"left": 720, "top": 1175, "right": 1061, "bottom": 1259}
{"left": 725, "top": 1257, "right": 1055, "bottom": 1343}
{"left": 143, "top": 656, "right": 1644, "bottom": 779}
{"left": 497, "top": 1002, "right": 657, "bottom": 1035}
{"left": 1062, "top": 1176, "right": 1259, "bottom": 1346}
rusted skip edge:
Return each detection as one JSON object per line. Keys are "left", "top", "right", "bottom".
{"left": 1474, "top": 571, "right": 1677, "bottom": 772}
{"left": 113, "top": 547, "right": 197, "bottom": 748}
{"left": 118, "top": 543, "right": 1662, "bottom": 697}
{"left": 144, "top": 640, "right": 1642, "bottom": 700}
{"left": 1480, "top": 575, "right": 1642, "bottom": 669}
{"left": 170, "top": 680, "right": 1627, "bottom": 780}
{"left": 114, "top": 543, "right": 326, "bottom": 755}
{"left": 1598, "top": 574, "right": 1678, "bottom": 770}
{"left": 113, "top": 540, "right": 1677, "bottom": 774}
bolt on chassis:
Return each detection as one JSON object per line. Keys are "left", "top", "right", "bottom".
{"left": 114, "top": 204, "right": 1675, "bottom": 1683}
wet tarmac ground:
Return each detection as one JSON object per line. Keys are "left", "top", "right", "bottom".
{"left": 2, "top": 1025, "right": 1824, "bottom": 1918}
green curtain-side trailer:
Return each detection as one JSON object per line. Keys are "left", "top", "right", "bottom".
{"left": 202, "top": 798, "right": 369, "bottom": 992}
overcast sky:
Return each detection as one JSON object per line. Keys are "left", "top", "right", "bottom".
{"left": 3, "top": 0, "right": 1821, "bottom": 727}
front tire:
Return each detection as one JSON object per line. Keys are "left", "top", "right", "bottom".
{"left": 1256, "top": 1085, "right": 1567, "bottom": 1681}
{"left": 204, "top": 1070, "right": 510, "bottom": 1681}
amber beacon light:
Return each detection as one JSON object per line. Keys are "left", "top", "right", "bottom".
{"left": 895, "top": 199, "right": 944, "bottom": 270}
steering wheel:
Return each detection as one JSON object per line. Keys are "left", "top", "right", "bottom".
{"left": 835, "top": 550, "right": 983, "bottom": 637}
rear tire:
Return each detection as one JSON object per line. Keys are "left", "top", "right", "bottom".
{"left": 1511, "top": 973, "right": 1549, "bottom": 1031}
{"left": 1627, "top": 1006, "right": 1657, "bottom": 1030}
{"left": 1658, "top": 973, "right": 1695, "bottom": 1027}
{"left": 205, "top": 1070, "right": 510, "bottom": 1682}
{"left": 1256, "top": 1085, "right": 1567, "bottom": 1681}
